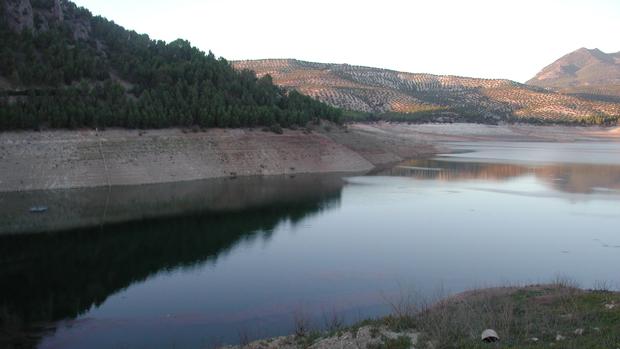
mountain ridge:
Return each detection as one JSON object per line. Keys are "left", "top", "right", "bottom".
{"left": 234, "top": 58, "right": 620, "bottom": 125}
{"left": 527, "top": 48, "right": 620, "bottom": 102}
{"left": 2, "top": 1, "right": 619, "bottom": 127}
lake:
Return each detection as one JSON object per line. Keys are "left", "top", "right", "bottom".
{"left": 1, "top": 141, "right": 619, "bottom": 349}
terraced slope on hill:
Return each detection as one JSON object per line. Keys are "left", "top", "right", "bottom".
{"left": 527, "top": 48, "right": 620, "bottom": 102}
{"left": 234, "top": 59, "right": 620, "bottom": 125}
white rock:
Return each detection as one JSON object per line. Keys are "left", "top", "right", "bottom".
{"left": 481, "top": 329, "right": 500, "bottom": 342}
{"left": 574, "top": 328, "right": 584, "bottom": 335}
{"left": 555, "top": 334, "right": 566, "bottom": 341}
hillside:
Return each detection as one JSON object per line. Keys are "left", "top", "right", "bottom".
{"left": 0, "top": 0, "right": 341, "bottom": 130}
{"left": 527, "top": 48, "right": 620, "bottom": 102}
{"left": 234, "top": 59, "right": 620, "bottom": 125}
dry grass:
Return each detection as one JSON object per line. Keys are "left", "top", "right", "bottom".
{"left": 372, "top": 281, "right": 620, "bottom": 349}
{"left": 219, "top": 282, "right": 619, "bottom": 349}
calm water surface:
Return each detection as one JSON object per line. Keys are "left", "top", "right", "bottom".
{"left": 1, "top": 141, "right": 619, "bottom": 349}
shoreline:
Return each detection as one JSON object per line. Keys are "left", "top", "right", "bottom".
{"left": 219, "top": 283, "right": 620, "bottom": 349}
{"left": 2, "top": 123, "right": 619, "bottom": 346}
{"left": 0, "top": 123, "right": 436, "bottom": 193}
{"left": 1, "top": 122, "right": 618, "bottom": 194}
{"left": 0, "top": 172, "right": 352, "bottom": 235}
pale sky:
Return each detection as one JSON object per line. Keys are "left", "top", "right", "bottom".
{"left": 72, "top": 0, "right": 619, "bottom": 82}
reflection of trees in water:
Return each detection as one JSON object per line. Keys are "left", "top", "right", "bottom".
{"left": 383, "top": 159, "right": 620, "bottom": 194}
{"left": 537, "top": 165, "right": 620, "bottom": 194}
{"left": 386, "top": 160, "right": 530, "bottom": 181}
{"left": 0, "top": 188, "right": 342, "bottom": 349}
{"left": 1, "top": 174, "right": 346, "bottom": 235}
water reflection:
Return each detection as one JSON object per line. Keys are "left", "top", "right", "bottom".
{"left": 0, "top": 175, "right": 344, "bottom": 349}
{"left": 380, "top": 159, "right": 620, "bottom": 194}
{"left": 0, "top": 174, "right": 349, "bottom": 235}
{"left": 2, "top": 142, "right": 619, "bottom": 349}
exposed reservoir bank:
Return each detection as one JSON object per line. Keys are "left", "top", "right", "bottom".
{"left": 0, "top": 124, "right": 435, "bottom": 193}
{"left": 2, "top": 123, "right": 617, "bottom": 193}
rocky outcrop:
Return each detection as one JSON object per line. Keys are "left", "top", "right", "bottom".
{"left": 32, "top": 0, "right": 64, "bottom": 31}
{"left": 50, "top": 0, "right": 63, "bottom": 21}
{"left": 65, "top": 15, "right": 90, "bottom": 40}
{"left": 2, "top": 0, "right": 65, "bottom": 32}
{"left": 2, "top": 0, "right": 34, "bottom": 32}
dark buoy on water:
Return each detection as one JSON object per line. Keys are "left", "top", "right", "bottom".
{"left": 29, "top": 206, "right": 48, "bottom": 213}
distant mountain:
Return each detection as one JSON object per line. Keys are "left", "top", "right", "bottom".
{"left": 527, "top": 48, "right": 620, "bottom": 102}
{"left": 0, "top": 0, "right": 340, "bottom": 130}
{"left": 235, "top": 59, "right": 620, "bottom": 125}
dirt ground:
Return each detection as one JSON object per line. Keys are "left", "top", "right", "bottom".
{"left": 0, "top": 124, "right": 437, "bottom": 192}
{"left": 352, "top": 122, "right": 620, "bottom": 143}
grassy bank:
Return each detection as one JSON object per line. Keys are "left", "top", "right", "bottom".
{"left": 225, "top": 283, "right": 620, "bottom": 349}
{"left": 373, "top": 283, "right": 620, "bottom": 349}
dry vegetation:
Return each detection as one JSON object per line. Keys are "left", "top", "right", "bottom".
{"left": 222, "top": 282, "right": 620, "bottom": 349}
{"left": 378, "top": 282, "right": 620, "bottom": 349}
{"left": 234, "top": 59, "right": 620, "bottom": 124}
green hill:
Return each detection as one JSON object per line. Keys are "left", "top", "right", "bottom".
{"left": 0, "top": 0, "right": 341, "bottom": 130}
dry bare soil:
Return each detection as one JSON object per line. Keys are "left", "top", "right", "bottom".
{"left": 0, "top": 123, "right": 436, "bottom": 192}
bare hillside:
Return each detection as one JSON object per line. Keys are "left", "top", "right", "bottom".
{"left": 527, "top": 48, "right": 620, "bottom": 102}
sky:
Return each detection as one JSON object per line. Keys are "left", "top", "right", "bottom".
{"left": 71, "top": 0, "right": 620, "bottom": 82}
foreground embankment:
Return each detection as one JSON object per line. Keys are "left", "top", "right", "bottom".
{"left": 222, "top": 284, "right": 620, "bottom": 349}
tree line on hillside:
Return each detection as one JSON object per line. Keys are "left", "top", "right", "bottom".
{"left": 0, "top": 1, "right": 341, "bottom": 130}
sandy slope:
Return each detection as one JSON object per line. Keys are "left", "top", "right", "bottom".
{"left": 353, "top": 122, "right": 620, "bottom": 143}
{"left": 0, "top": 125, "right": 435, "bottom": 192}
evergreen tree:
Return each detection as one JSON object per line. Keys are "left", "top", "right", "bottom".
{"left": 0, "top": 0, "right": 342, "bottom": 130}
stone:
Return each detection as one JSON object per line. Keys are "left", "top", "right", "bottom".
{"left": 2, "top": 0, "right": 34, "bottom": 32}
{"left": 481, "top": 329, "right": 500, "bottom": 342}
